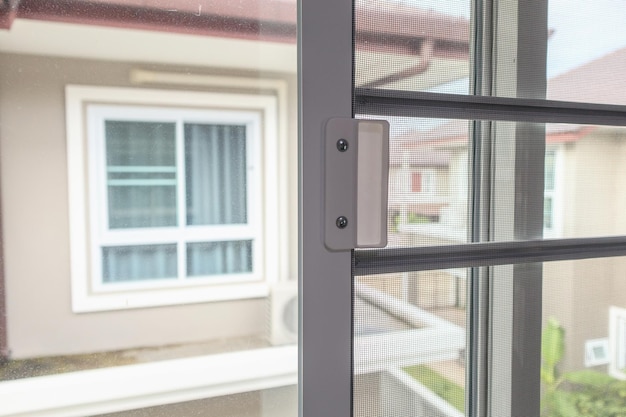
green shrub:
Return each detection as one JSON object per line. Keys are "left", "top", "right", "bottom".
{"left": 541, "top": 318, "right": 626, "bottom": 417}
{"left": 404, "top": 365, "right": 464, "bottom": 412}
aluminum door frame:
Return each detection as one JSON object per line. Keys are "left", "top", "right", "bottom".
{"left": 299, "top": 0, "right": 353, "bottom": 415}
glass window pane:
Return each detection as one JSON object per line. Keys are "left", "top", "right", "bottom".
{"left": 106, "top": 121, "right": 177, "bottom": 228}
{"left": 355, "top": 0, "right": 470, "bottom": 94}
{"left": 106, "top": 121, "right": 176, "bottom": 167}
{"left": 107, "top": 185, "right": 177, "bottom": 229}
{"left": 187, "top": 240, "right": 253, "bottom": 276}
{"left": 185, "top": 124, "right": 247, "bottom": 225}
{"left": 353, "top": 270, "right": 466, "bottom": 417}
{"left": 542, "top": 256, "right": 626, "bottom": 416}
{"left": 547, "top": 0, "right": 626, "bottom": 105}
{"left": 0, "top": 4, "right": 297, "bottom": 415}
{"left": 102, "top": 244, "right": 178, "bottom": 283}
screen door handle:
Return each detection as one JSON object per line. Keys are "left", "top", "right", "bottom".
{"left": 324, "top": 118, "right": 389, "bottom": 250}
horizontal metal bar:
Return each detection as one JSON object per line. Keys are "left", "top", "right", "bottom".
{"left": 108, "top": 166, "right": 177, "bottom": 173}
{"left": 353, "top": 236, "right": 626, "bottom": 274}
{"left": 354, "top": 88, "right": 626, "bottom": 126}
{"left": 108, "top": 179, "right": 177, "bottom": 186}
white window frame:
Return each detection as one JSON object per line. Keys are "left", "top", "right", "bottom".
{"left": 584, "top": 337, "right": 610, "bottom": 367}
{"left": 543, "top": 145, "right": 563, "bottom": 238}
{"left": 66, "top": 85, "right": 284, "bottom": 312}
{"left": 609, "top": 306, "right": 626, "bottom": 379}
{"left": 88, "top": 105, "right": 262, "bottom": 292}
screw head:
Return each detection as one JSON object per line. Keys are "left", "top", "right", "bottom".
{"left": 336, "top": 139, "right": 349, "bottom": 152}
{"left": 336, "top": 216, "right": 348, "bottom": 229}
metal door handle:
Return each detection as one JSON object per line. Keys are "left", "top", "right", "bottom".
{"left": 324, "top": 118, "right": 389, "bottom": 250}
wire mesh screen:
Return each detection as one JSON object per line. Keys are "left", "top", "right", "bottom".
{"left": 353, "top": 271, "right": 467, "bottom": 417}
{"left": 354, "top": 0, "right": 470, "bottom": 94}
{"left": 357, "top": 115, "right": 470, "bottom": 249}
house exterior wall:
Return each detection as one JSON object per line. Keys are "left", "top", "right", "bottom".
{"left": 543, "top": 258, "right": 615, "bottom": 371}
{"left": 542, "top": 130, "right": 626, "bottom": 372}
{"left": 388, "top": 166, "right": 449, "bottom": 209}
{"left": 0, "top": 52, "right": 298, "bottom": 359}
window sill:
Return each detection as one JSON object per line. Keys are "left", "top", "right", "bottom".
{"left": 0, "top": 345, "right": 297, "bottom": 416}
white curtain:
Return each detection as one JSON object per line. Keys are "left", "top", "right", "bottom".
{"left": 102, "top": 245, "right": 177, "bottom": 283}
{"left": 185, "top": 123, "right": 247, "bottom": 225}
{"left": 187, "top": 240, "right": 253, "bottom": 277}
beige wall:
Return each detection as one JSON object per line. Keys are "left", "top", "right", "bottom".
{"left": 543, "top": 259, "right": 613, "bottom": 371}
{"left": 0, "top": 53, "right": 298, "bottom": 359}
{"left": 561, "top": 135, "right": 619, "bottom": 237}
{"left": 542, "top": 130, "right": 626, "bottom": 371}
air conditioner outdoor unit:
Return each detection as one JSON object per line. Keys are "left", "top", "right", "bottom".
{"left": 267, "top": 281, "right": 298, "bottom": 346}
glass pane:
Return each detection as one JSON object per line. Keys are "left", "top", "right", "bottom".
{"left": 106, "top": 121, "right": 177, "bottom": 228}
{"left": 353, "top": 271, "right": 467, "bottom": 416}
{"left": 102, "top": 244, "right": 177, "bottom": 282}
{"left": 185, "top": 124, "right": 247, "bottom": 225}
{"left": 187, "top": 240, "right": 253, "bottom": 276}
{"left": 547, "top": 0, "right": 626, "bottom": 105}
{"left": 355, "top": 0, "right": 471, "bottom": 94}
{"left": 108, "top": 185, "right": 177, "bottom": 228}
{"left": 106, "top": 121, "right": 176, "bottom": 167}
{"left": 544, "top": 123, "right": 626, "bottom": 239}
{"left": 542, "top": 256, "right": 626, "bottom": 416}
{"left": 0, "top": 0, "right": 297, "bottom": 415}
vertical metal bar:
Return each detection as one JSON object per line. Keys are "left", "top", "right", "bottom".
{"left": 508, "top": 0, "right": 548, "bottom": 413}
{"left": 299, "top": 0, "right": 353, "bottom": 415}
{"left": 470, "top": 0, "right": 494, "bottom": 413}
{"left": 489, "top": 1, "right": 547, "bottom": 416}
